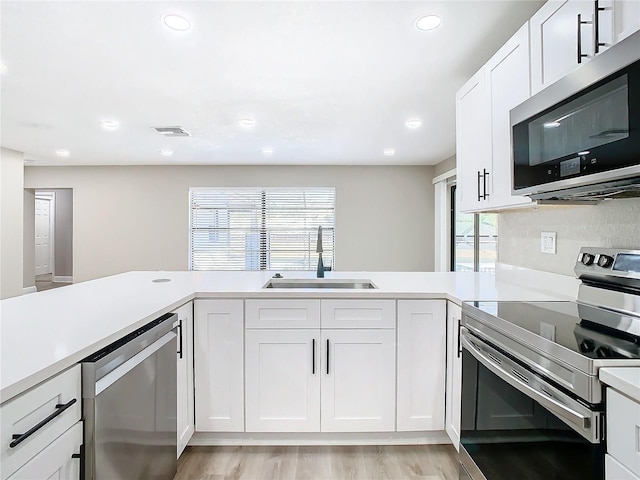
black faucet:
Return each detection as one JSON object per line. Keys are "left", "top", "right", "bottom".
{"left": 316, "top": 225, "right": 330, "bottom": 278}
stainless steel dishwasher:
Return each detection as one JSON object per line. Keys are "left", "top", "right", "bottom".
{"left": 81, "top": 312, "right": 178, "bottom": 480}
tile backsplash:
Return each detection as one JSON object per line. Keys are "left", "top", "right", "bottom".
{"left": 498, "top": 198, "right": 640, "bottom": 276}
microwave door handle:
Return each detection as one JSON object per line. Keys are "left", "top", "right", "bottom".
{"left": 461, "top": 334, "right": 590, "bottom": 430}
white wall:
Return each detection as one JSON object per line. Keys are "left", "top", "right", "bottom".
{"left": 1, "top": 148, "right": 24, "bottom": 299}
{"left": 23, "top": 189, "right": 35, "bottom": 289}
{"left": 498, "top": 198, "right": 640, "bottom": 276}
{"left": 25, "top": 165, "right": 435, "bottom": 282}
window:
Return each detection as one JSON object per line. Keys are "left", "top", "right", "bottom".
{"left": 190, "top": 188, "right": 335, "bottom": 271}
{"left": 450, "top": 185, "right": 498, "bottom": 273}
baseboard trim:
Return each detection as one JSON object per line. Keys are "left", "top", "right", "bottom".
{"left": 53, "top": 275, "right": 73, "bottom": 283}
{"left": 23, "top": 286, "right": 37, "bottom": 295}
{"left": 189, "top": 431, "right": 451, "bottom": 446}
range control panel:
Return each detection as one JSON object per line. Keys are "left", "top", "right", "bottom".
{"left": 575, "top": 247, "right": 640, "bottom": 279}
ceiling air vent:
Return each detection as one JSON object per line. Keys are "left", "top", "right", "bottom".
{"left": 153, "top": 126, "right": 191, "bottom": 137}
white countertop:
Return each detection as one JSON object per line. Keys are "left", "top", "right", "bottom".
{"left": 600, "top": 367, "right": 640, "bottom": 403}
{"left": 0, "top": 269, "right": 574, "bottom": 403}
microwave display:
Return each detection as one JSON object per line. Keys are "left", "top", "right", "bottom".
{"left": 527, "top": 75, "right": 629, "bottom": 167}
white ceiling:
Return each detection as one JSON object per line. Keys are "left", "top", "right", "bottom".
{"left": 0, "top": 0, "right": 545, "bottom": 166}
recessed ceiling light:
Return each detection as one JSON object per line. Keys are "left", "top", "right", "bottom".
{"left": 102, "top": 120, "right": 120, "bottom": 130}
{"left": 239, "top": 118, "right": 256, "bottom": 127}
{"left": 405, "top": 118, "right": 422, "bottom": 129}
{"left": 543, "top": 121, "right": 561, "bottom": 128}
{"left": 55, "top": 149, "right": 70, "bottom": 157}
{"left": 261, "top": 147, "right": 274, "bottom": 156}
{"left": 163, "top": 14, "right": 190, "bottom": 31}
{"left": 416, "top": 15, "right": 442, "bottom": 31}
{"left": 160, "top": 148, "right": 174, "bottom": 156}
{"left": 384, "top": 148, "right": 395, "bottom": 156}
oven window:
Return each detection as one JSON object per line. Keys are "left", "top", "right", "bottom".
{"left": 460, "top": 349, "right": 604, "bottom": 480}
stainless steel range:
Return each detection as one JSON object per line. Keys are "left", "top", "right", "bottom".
{"left": 460, "top": 247, "right": 640, "bottom": 480}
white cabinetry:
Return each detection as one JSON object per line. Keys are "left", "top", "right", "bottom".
{"left": 174, "top": 301, "right": 194, "bottom": 456}
{"left": 606, "top": 388, "right": 640, "bottom": 478}
{"left": 396, "top": 300, "right": 446, "bottom": 431}
{"left": 245, "top": 299, "right": 396, "bottom": 433}
{"left": 530, "top": 0, "right": 639, "bottom": 95}
{"left": 1, "top": 365, "right": 82, "bottom": 480}
{"left": 194, "top": 299, "right": 244, "bottom": 432}
{"left": 445, "top": 302, "right": 462, "bottom": 449}
{"left": 456, "top": 23, "right": 532, "bottom": 213}
{"left": 321, "top": 328, "right": 396, "bottom": 432}
{"left": 7, "top": 423, "right": 82, "bottom": 480}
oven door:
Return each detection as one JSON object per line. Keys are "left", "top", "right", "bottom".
{"left": 460, "top": 329, "right": 605, "bottom": 480}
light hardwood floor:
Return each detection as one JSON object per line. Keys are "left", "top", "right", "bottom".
{"left": 175, "top": 445, "right": 460, "bottom": 480}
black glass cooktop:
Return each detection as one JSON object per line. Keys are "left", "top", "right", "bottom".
{"left": 466, "top": 301, "right": 640, "bottom": 359}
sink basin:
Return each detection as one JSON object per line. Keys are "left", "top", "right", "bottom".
{"left": 263, "top": 278, "right": 377, "bottom": 289}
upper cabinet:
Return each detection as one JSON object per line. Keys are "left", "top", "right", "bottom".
{"left": 531, "top": 0, "right": 640, "bottom": 94}
{"left": 456, "top": 23, "right": 532, "bottom": 213}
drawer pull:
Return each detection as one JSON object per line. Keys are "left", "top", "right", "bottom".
{"left": 9, "top": 398, "right": 77, "bottom": 448}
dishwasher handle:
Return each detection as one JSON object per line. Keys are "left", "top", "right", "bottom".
{"left": 95, "top": 330, "right": 176, "bottom": 396}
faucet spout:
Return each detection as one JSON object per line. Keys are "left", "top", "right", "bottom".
{"left": 316, "top": 226, "right": 325, "bottom": 278}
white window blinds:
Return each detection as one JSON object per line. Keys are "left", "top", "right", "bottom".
{"left": 190, "top": 188, "right": 336, "bottom": 271}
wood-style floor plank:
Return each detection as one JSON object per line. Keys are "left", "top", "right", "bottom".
{"left": 175, "top": 445, "right": 459, "bottom": 480}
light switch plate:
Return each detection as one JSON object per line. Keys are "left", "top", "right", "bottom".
{"left": 541, "top": 231, "right": 556, "bottom": 254}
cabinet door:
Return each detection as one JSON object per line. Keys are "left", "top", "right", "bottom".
{"left": 175, "top": 302, "right": 194, "bottom": 457}
{"left": 7, "top": 422, "right": 82, "bottom": 480}
{"left": 396, "top": 300, "right": 446, "bottom": 431}
{"left": 530, "top": 0, "right": 596, "bottom": 94}
{"left": 445, "top": 302, "right": 462, "bottom": 450}
{"left": 321, "top": 329, "right": 396, "bottom": 432}
{"left": 485, "top": 23, "right": 533, "bottom": 210}
{"left": 194, "top": 299, "right": 244, "bottom": 432}
{"left": 245, "top": 329, "right": 320, "bottom": 432}
{"left": 455, "top": 68, "right": 491, "bottom": 213}
{"left": 607, "top": 388, "right": 640, "bottom": 475}
{"left": 606, "top": 454, "right": 640, "bottom": 480}
{"left": 613, "top": 0, "right": 640, "bottom": 43}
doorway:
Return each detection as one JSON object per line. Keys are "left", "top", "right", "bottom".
{"left": 24, "top": 189, "right": 73, "bottom": 292}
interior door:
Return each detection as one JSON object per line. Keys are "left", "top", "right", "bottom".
{"left": 34, "top": 198, "right": 51, "bottom": 276}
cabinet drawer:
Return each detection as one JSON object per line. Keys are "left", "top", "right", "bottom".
{"left": 1, "top": 365, "right": 81, "bottom": 480}
{"left": 608, "top": 388, "right": 640, "bottom": 476}
{"left": 7, "top": 422, "right": 82, "bottom": 480}
{"left": 246, "top": 299, "right": 320, "bottom": 329}
{"left": 321, "top": 300, "right": 395, "bottom": 329}
{"left": 607, "top": 454, "right": 640, "bottom": 480}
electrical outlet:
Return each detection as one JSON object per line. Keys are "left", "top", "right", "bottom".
{"left": 541, "top": 231, "right": 557, "bottom": 254}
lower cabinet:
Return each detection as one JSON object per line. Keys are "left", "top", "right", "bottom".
{"left": 194, "top": 299, "right": 244, "bottom": 432}
{"left": 445, "top": 301, "right": 462, "bottom": 449}
{"left": 245, "top": 329, "right": 321, "bottom": 432}
{"left": 397, "top": 300, "right": 446, "bottom": 431}
{"left": 321, "top": 329, "right": 396, "bottom": 432}
{"left": 7, "top": 422, "right": 83, "bottom": 480}
{"left": 606, "top": 388, "right": 640, "bottom": 478}
{"left": 175, "top": 301, "right": 195, "bottom": 456}
{"left": 244, "top": 299, "right": 397, "bottom": 433}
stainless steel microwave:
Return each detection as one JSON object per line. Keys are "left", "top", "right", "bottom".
{"left": 510, "top": 30, "right": 640, "bottom": 201}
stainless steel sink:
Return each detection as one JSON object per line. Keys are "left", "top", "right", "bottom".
{"left": 263, "top": 278, "right": 378, "bottom": 289}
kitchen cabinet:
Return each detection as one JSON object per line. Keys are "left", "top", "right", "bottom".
{"left": 455, "top": 68, "right": 490, "bottom": 213}
{"left": 194, "top": 299, "right": 244, "bottom": 432}
{"left": 1, "top": 365, "right": 82, "bottom": 480}
{"left": 174, "top": 301, "right": 194, "bottom": 456}
{"left": 245, "top": 328, "right": 321, "bottom": 432}
{"left": 445, "top": 302, "right": 462, "bottom": 449}
{"left": 606, "top": 388, "right": 640, "bottom": 478}
{"left": 530, "top": 0, "right": 640, "bottom": 94}
{"left": 244, "top": 299, "right": 396, "bottom": 433}
{"left": 321, "top": 328, "right": 396, "bottom": 432}
{"left": 6, "top": 422, "right": 82, "bottom": 480}
{"left": 397, "top": 300, "right": 446, "bottom": 432}
{"left": 456, "top": 23, "right": 532, "bottom": 213}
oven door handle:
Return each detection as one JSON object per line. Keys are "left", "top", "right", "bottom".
{"left": 461, "top": 334, "right": 590, "bottom": 430}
